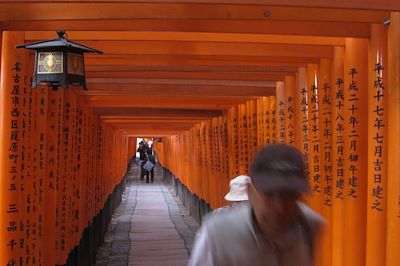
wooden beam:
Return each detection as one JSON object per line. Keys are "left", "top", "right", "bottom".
{"left": 83, "top": 84, "right": 275, "bottom": 97}
{"left": 93, "top": 108, "right": 223, "bottom": 117}
{"left": 122, "top": 128, "right": 188, "bottom": 132}
{"left": 121, "top": 130, "right": 189, "bottom": 134}
{"left": 86, "top": 95, "right": 254, "bottom": 109}
{"left": 84, "top": 54, "right": 320, "bottom": 68}
{"left": 0, "top": 1, "right": 397, "bottom": 11}
{"left": 121, "top": 131, "right": 188, "bottom": 137}
{"left": 114, "top": 125, "right": 195, "bottom": 134}
{"left": 101, "top": 118, "right": 207, "bottom": 123}
{"left": 71, "top": 40, "right": 334, "bottom": 58}
{"left": 0, "top": 3, "right": 390, "bottom": 21}
{"left": 85, "top": 71, "right": 293, "bottom": 81}
{"left": 24, "top": 31, "right": 346, "bottom": 46}
{"left": 84, "top": 65, "right": 306, "bottom": 73}
{"left": 3, "top": 19, "right": 371, "bottom": 37}
{"left": 100, "top": 115, "right": 212, "bottom": 119}
{"left": 85, "top": 64, "right": 308, "bottom": 73}
{"left": 86, "top": 77, "right": 276, "bottom": 87}
{"left": 112, "top": 123, "right": 195, "bottom": 129}
{"left": 101, "top": 116, "right": 211, "bottom": 121}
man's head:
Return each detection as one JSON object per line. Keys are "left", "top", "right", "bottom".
{"left": 247, "top": 144, "right": 309, "bottom": 237}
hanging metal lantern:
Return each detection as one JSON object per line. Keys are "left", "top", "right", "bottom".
{"left": 17, "top": 30, "right": 102, "bottom": 90}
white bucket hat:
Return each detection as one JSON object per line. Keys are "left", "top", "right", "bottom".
{"left": 224, "top": 175, "right": 250, "bottom": 202}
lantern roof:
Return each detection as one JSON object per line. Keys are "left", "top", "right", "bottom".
{"left": 17, "top": 31, "right": 103, "bottom": 54}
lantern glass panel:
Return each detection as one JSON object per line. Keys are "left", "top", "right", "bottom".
{"left": 68, "top": 53, "right": 84, "bottom": 75}
{"left": 37, "top": 52, "right": 63, "bottom": 74}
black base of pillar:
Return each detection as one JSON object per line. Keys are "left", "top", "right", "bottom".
{"left": 58, "top": 175, "right": 127, "bottom": 266}
{"left": 161, "top": 167, "right": 212, "bottom": 224}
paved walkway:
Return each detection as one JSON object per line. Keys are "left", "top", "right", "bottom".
{"left": 94, "top": 162, "right": 199, "bottom": 266}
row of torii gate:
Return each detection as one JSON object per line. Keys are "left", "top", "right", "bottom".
{"left": 1, "top": 2, "right": 400, "bottom": 266}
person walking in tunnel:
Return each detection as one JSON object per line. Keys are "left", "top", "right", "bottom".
{"left": 188, "top": 144, "right": 324, "bottom": 266}
{"left": 137, "top": 141, "right": 148, "bottom": 180}
{"left": 143, "top": 149, "right": 156, "bottom": 183}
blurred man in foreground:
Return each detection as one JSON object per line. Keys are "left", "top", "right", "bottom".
{"left": 188, "top": 144, "right": 324, "bottom": 266}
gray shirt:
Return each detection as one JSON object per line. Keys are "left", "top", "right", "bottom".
{"left": 188, "top": 202, "right": 324, "bottom": 266}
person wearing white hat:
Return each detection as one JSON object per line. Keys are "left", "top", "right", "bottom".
{"left": 224, "top": 175, "right": 250, "bottom": 204}
{"left": 212, "top": 175, "right": 250, "bottom": 215}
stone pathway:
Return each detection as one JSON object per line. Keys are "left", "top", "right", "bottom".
{"left": 94, "top": 162, "right": 199, "bottom": 266}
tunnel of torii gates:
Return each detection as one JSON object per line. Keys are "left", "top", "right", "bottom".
{"left": 0, "top": 1, "right": 400, "bottom": 266}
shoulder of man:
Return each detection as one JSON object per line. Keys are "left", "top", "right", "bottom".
{"left": 297, "top": 201, "right": 325, "bottom": 235}
{"left": 202, "top": 204, "right": 251, "bottom": 234}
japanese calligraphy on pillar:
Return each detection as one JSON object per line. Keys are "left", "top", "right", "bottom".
{"left": 5, "top": 62, "right": 22, "bottom": 266}
{"left": 55, "top": 91, "right": 64, "bottom": 261}
{"left": 246, "top": 102, "right": 253, "bottom": 159}
{"left": 347, "top": 68, "right": 360, "bottom": 198}
{"left": 25, "top": 77, "right": 34, "bottom": 265}
{"left": 213, "top": 120, "right": 220, "bottom": 173}
{"left": 371, "top": 62, "right": 385, "bottom": 211}
{"left": 75, "top": 106, "right": 84, "bottom": 239}
{"left": 81, "top": 106, "right": 89, "bottom": 233}
{"left": 237, "top": 105, "right": 245, "bottom": 173}
{"left": 31, "top": 89, "right": 41, "bottom": 264}
{"left": 222, "top": 118, "right": 229, "bottom": 179}
{"left": 252, "top": 101, "right": 258, "bottom": 153}
{"left": 87, "top": 115, "right": 93, "bottom": 218}
{"left": 202, "top": 124, "right": 207, "bottom": 169}
{"left": 309, "top": 82, "right": 321, "bottom": 193}
{"left": 270, "top": 97, "right": 277, "bottom": 144}
{"left": 278, "top": 99, "right": 286, "bottom": 143}
{"left": 335, "top": 79, "right": 345, "bottom": 200}
{"left": 82, "top": 112, "right": 91, "bottom": 224}
{"left": 242, "top": 106, "right": 249, "bottom": 172}
{"left": 20, "top": 70, "right": 30, "bottom": 266}
{"left": 37, "top": 87, "right": 48, "bottom": 265}
{"left": 66, "top": 92, "right": 75, "bottom": 248}
{"left": 45, "top": 90, "right": 62, "bottom": 266}
{"left": 47, "top": 93, "right": 61, "bottom": 192}
{"left": 59, "top": 93, "right": 72, "bottom": 255}
{"left": 96, "top": 120, "right": 103, "bottom": 210}
{"left": 300, "top": 86, "right": 310, "bottom": 180}
{"left": 232, "top": 109, "right": 239, "bottom": 175}
{"left": 216, "top": 119, "right": 223, "bottom": 177}
{"left": 209, "top": 122, "right": 215, "bottom": 173}
{"left": 227, "top": 110, "right": 235, "bottom": 178}
{"left": 321, "top": 82, "right": 333, "bottom": 206}
{"left": 257, "top": 99, "right": 264, "bottom": 148}
{"left": 196, "top": 127, "right": 202, "bottom": 168}
{"left": 216, "top": 121, "right": 221, "bottom": 177}
{"left": 264, "top": 97, "right": 271, "bottom": 145}
{"left": 80, "top": 109, "right": 88, "bottom": 231}
{"left": 286, "top": 96, "right": 295, "bottom": 146}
